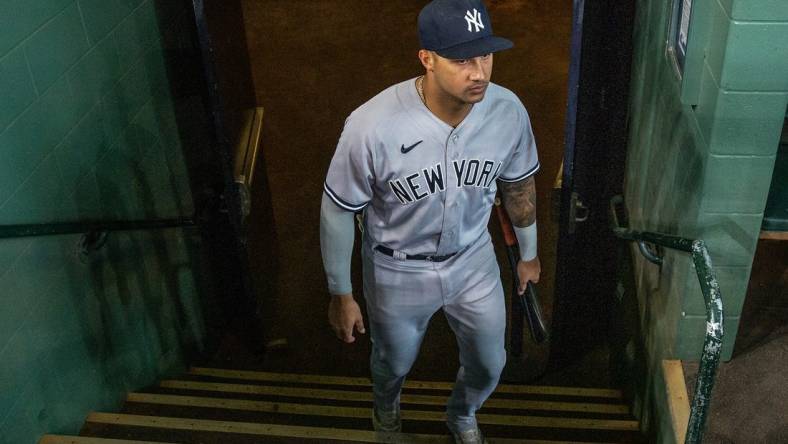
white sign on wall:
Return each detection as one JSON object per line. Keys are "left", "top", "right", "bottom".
{"left": 678, "top": 0, "right": 692, "bottom": 59}
{"left": 672, "top": 0, "right": 693, "bottom": 73}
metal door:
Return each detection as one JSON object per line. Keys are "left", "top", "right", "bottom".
{"left": 550, "top": 0, "right": 636, "bottom": 369}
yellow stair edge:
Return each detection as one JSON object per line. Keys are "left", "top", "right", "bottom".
{"left": 85, "top": 412, "right": 617, "bottom": 444}
{"left": 126, "top": 393, "right": 640, "bottom": 431}
{"left": 189, "top": 367, "right": 624, "bottom": 399}
{"left": 39, "top": 436, "right": 176, "bottom": 444}
{"left": 160, "top": 380, "right": 630, "bottom": 414}
{"left": 663, "top": 360, "right": 689, "bottom": 444}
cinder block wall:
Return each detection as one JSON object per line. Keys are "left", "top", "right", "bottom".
{"left": 625, "top": 0, "right": 787, "bottom": 440}
{"left": 676, "top": 0, "right": 788, "bottom": 358}
{"left": 0, "top": 1, "right": 207, "bottom": 442}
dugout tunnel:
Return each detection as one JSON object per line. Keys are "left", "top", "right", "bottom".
{"left": 0, "top": 0, "right": 786, "bottom": 443}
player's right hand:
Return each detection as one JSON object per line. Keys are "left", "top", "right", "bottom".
{"left": 328, "top": 294, "right": 366, "bottom": 343}
{"left": 517, "top": 256, "right": 541, "bottom": 295}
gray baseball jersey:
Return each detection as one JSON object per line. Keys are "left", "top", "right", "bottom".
{"left": 324, "top": 77, "right": 539, "bottom": 257}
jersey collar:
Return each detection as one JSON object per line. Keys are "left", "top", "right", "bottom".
{"left": 407, "top": 76, "right": 488, "bottom": 136}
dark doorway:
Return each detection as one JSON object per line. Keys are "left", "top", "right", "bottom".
{"left": 550, "top": 0, "right": 635, "bottom": 376}
{"left": 198, "top": 1, "right": 646, "bottom": 391}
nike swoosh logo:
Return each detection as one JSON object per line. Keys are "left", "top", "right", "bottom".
{"left": 401, "top": 140, "right": 423, "bottom": 154}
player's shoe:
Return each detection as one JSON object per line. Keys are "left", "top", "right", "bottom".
{"left": 372, "top": 404, "right": 401, "bottom": 432}
{"left": 452, "top": 426, "right": 488, "bottom": 444}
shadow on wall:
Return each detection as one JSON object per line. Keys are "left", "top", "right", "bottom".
{"left": 3, "top": 87, "right": 210, "bottom": 444}
{"left": 41, "top": 88, "right": 209, "bottom": 436}
{"left": 59, "top": 0, "right": 220, "bottom": 392}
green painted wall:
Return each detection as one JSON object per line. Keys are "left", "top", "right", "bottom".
{"left": 0, "top": 1, "right": 208, "bottom": 442}
{"left": 625, "top": 0, "right": 787, "bottom": 440}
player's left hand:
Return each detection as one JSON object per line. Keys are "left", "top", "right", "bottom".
{"left": 517, "top": 257, "right": 541, "bottom": 295}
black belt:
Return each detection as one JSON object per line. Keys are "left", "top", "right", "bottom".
{"left": 374, "top": 245, "right": 457, "bottom": 262}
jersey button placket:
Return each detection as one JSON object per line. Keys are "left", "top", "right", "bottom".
{"left": 442, "top": 133, "right": 461, "bottom": 254}
{"left": 437, "top": 132, "right": 456, "bottom": 256}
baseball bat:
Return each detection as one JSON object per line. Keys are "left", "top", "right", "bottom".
{"left": 494, "top": 200, "right": 549, "bottom": 346}
{"left": 501, "top": 219, "right": 525, "bottom": 357}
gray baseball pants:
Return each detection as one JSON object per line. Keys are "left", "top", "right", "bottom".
{"left": 361, "top": 231, "right": 506, "bottom": 434}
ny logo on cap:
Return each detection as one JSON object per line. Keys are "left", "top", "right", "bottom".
{"left": 464, "top": 8, "right": 485, "bottom": 33}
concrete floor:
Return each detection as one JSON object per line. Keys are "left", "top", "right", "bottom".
{"left": 207, "top": 1, "right": 788, "bottom": 442}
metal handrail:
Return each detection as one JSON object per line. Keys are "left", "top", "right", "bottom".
{"left": 0, "top": 217, "right": 197, "bottom": 239}
{"left": 610, "top": 195, "right": 723, "bottom": 444}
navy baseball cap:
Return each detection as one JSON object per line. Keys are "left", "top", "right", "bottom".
{"left": 418, "top": 0, "right": 513, "bottom": 59}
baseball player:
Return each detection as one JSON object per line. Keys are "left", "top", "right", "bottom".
{"left": 320, "top": 1, "right": 540, "bottom": 442}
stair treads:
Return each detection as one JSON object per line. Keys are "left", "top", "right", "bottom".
{"left": 86, "top": 413, "right": 615, "bottom": 444}
{"left": 125, "top": 393, "right": 639, "bottom": 431}
{"left": 189, "top": 368, "right": 623, "bottom": 399}
{"left": 159, "top": 380, "right": 630, "bottom": 414}
{"left": 39, "top": 436, "right": 175, "bottom": 444}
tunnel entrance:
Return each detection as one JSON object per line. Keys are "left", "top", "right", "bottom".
{"left": 197, "top": 0, "right": 633, "bottom": 389}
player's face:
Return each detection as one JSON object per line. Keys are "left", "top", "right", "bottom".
{"left": 432, "top": 52, "right": 493, "bottom": 105}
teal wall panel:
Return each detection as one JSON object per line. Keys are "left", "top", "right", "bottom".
{"left": 700, "top": 155, "right": 777, "bottom": 214}
{"left": 695, "top": 63, "right": 788, "bottom": 156}
{"left": 54, "top": 104, "right": 108, "bottom": 193}
{"left": 704, "top": 1, "right": 788, "bottom": 92}
{"left": 79, "top": 0, "right": 134, "bottom": 44}
{"left": 0, "top": 153, "right": 67, "bottom": 224}
{"left": 0, "top": 47, "right": 37, "bottom": 132}
{"left": 718, "top": 22, "right": 788, "bottom": 91}
{"left": 0, "top": 0, "right": 72, "bottom": 58}
{"left": 0, "top": 85, "right": 57, "bottom": 205}
{"left": 719, "top": 0, "right": 788, "bottom": 22}
{"left": 67, "top": 36, "right": 123, "bottom": 109}
{"left": 696, "top": 212, "right": 763, "bottom": 267}
{"left": 114, "top": 1, "right": 161, "bottom": 73}
{"left": 681, "top": 263, "right": 752, "bottom": 317}
{"left": 24, "top": 3, "right": 89, "bottom": 93}
{"left": 0, "top": 1, "right": 207, "bottom": 443}
{"left": 700, "top": 0, "right": 733, "bottom": 88}
{"left": 677, "top": 316, "right": 739, "bottom": 360}
{"left": 0, "top": 238, "right": 32, "bottom": 278}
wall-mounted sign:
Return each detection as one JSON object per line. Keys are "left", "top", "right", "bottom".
{"left": 672, "top": 0, "right": 693, "bottom": 74}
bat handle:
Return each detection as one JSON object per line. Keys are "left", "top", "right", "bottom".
{"left": 494, "top": 199, "right": 518, "bottom": 248}
{"left": 525, "top": 282, "right": 549, "bottom": 343}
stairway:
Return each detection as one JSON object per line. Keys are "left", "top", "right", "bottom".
{"left": 40, "top": 367, "right": 643, "bottom": 443}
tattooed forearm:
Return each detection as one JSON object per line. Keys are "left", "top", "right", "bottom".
{"left": 498, "top": 176, "right": 536, "bottom": 227}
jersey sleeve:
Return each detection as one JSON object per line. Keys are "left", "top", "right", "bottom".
{"left": 323, "top": 114, "right": 375, "bottom": 212}
{"left": 498, "top": 107, "right": 540, "bottom": 183}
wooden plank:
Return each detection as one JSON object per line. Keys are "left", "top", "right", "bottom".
{"left": 189, "top": 368, "right": 623, "bottom": 399}
{"left": 126, "top": 393, "right": 639, "bottom": 431}
{"left": 760, "top": 230, "right": 788, "bottom": 240}
{"left": 160, "top": 380, "right": 630, "bottom": 414}
{"left": 86, "top": 412, "right": 615, "bottom": 444}
{"left": 39, "top": 436, "right": 175, "bottom": 444}
{"left": 87, "top": 412, "right": 445, "bottom": 444}
{"left": 662, "top": 360, "right": 689, "bottom": 444}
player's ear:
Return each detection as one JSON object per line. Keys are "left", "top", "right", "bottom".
{"left": 418, "top": 49, "right": 434, "bottom": 71}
